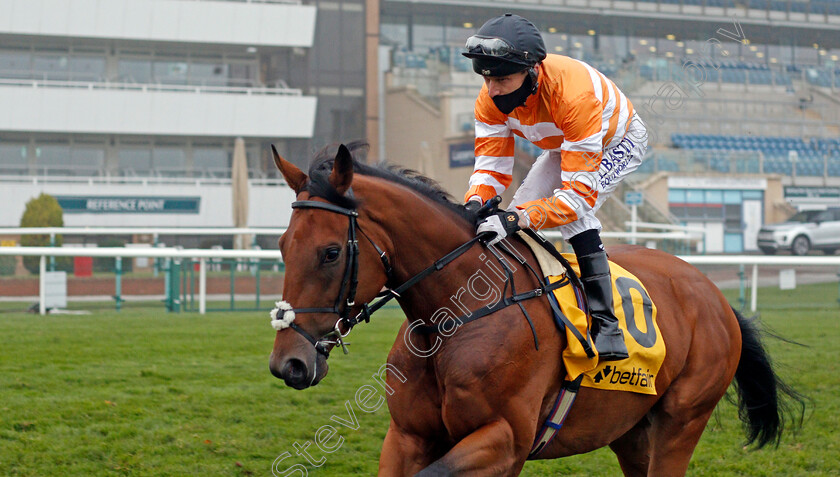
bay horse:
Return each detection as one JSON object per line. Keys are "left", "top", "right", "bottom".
{"left": 268, "top": 142, "right": 801, "bottom": 476}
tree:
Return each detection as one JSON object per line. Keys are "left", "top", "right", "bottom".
{"left": 19, "top": 193, "right": 67, "bottom": 274}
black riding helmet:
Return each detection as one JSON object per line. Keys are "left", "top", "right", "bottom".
{"left": 462, "top": 13, "right": 547, "bottom": 77}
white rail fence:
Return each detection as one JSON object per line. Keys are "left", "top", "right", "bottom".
{"left": 0, "top": 246, "right": 284, "bottom": 315}
{"left": 2, "top": 246, "right": 839, "bottom": 316}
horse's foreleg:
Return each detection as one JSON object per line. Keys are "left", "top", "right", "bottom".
{"left": 378, "top": 421, "right": 439, "bottom": 477}
{"left": 415, "top": 419, "right": 519, "bottom": 477}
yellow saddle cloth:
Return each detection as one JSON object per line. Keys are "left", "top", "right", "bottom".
{"left": 548, "top": 254, "right": 666, "bottom": 395}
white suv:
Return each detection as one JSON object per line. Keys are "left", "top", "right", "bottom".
{"left": 757, "top": 208, "right": 840, "bottom": 255}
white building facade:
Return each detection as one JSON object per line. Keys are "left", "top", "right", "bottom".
{"left": 0, "top": 0, "right": 327, "bottom": 233}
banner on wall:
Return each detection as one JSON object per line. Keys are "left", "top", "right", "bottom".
{"left": 449, "top": 143, "right": 475, "bottom": 168}
{"left": 784, "top": 186, "right": 840, "bottom": 199}
{"left": 56, "top": 196, "right": 201, "bottom": 214}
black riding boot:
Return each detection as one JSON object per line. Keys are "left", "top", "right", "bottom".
{"left": 578, "top": 251, "right": 629, "bottom": 361}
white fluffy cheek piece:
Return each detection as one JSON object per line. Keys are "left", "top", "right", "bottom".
{"left": 270, "top": 300, "right": 295, "bottom": 330}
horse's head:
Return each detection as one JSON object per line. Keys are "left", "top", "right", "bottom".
{"left": 268, "top": 143, "right": 391, "bottom": 389}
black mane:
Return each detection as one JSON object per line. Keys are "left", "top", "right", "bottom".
{"left": 306, "top": 141, "right": 473, "bottom": 223}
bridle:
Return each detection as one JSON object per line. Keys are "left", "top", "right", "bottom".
{"left": 275, "top": 197, "right": 592, "bottom": 361}
{"left": 275, "top": 198, "right": 483, "bottom": 358}
{"left": 280, "top": 199, "right": 394, "bottom": 357}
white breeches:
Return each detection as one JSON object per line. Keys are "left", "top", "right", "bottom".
{"left": 510, "top": 112, "right": 649, "bottom": 240}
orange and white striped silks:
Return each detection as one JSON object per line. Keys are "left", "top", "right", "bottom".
{"left": 465, "top": 54, "right": 636, "bottom": 213}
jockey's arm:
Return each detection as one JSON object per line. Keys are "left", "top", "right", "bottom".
{"left": 513, "top": 94, "right": 605, "bottom": 230}
{"left": 464, "top": 99, "right": 515, "bottom": 205}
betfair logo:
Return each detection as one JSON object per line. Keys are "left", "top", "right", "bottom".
{"left": 592, "top": 365, "right": 655, "bottom": 389}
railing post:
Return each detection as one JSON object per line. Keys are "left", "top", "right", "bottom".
{"left": 738, "top": 263, "right": 746, "bottom": 310}
{"left": 49, "top": 233, "right": 56, "bottom": 271}
{"left": 39, "top": 255, "right": 46, "bottom": 315}
{"left": 188, "top": 259, "right": 195, "bottom": 312}
{"left": 176, "top": 259, "right": 184, "bottom": 313}
{"left": 153, "top": 233, "right": 160, "bottom": 278}
{"left": 164, "top": 258, "right": 171, "bottom": 311}
{"left": 750, "top": 264, "right": 759, "bottom": 313}
{"left": 115, "top": 256, "right": 123, "bottom": 312}
{"left": 230, "top": 259, "right": 236, "bottom": 310}
{"left": 255, "top": 258, "right": 261, "bottom": 309}
{"left": 199, "top": 258, "right": 207, "bottom": 315}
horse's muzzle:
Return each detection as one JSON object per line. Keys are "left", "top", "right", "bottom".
{"left": 269, "top": 356, "right": 308, "bottom": 389}
{"left": 271, "top": 352, "right": 330, "bottom": 390}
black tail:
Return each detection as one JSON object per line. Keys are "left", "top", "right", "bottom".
{"left": 730, "top": 307, "right": 805, "bottom": 448}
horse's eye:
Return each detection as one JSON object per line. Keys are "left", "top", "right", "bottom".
{"left": 323, "top": 247, "right": 341, "bottom": 263}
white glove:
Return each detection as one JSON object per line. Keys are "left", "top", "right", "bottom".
{"left": 477, "top": 214, "right": 507, "bottom": 246}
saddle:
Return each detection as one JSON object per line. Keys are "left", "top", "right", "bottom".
{"left": 518, "top": 230, "right": 666, "bottom": 457}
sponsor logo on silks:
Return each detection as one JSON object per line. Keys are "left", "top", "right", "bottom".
{"left": 482, "top": 69, "right": 491, "bottom": 75}
{"left": 592, "top": 365, "right": 655, "bottom": 389}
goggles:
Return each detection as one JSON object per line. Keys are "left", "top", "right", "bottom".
{"left": 464, "top": 35, "right": 530, "bottom": 61}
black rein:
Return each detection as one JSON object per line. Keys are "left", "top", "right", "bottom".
{"left": 278, "top": 199, "right": 564, "bottom": 358}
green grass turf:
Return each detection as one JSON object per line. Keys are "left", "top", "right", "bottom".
{"left": 0, "top": 282, "right": 837, "bottom": 476}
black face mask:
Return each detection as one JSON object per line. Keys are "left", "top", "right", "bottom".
{"left": 492, "top": 72, "right": 535, "bottom": 115}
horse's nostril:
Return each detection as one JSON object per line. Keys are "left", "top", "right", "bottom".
{"left": 282, "top": 358, "right": 308, "bottom": 387}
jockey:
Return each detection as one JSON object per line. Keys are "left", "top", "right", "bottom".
{"left": 462, "top": 13, "right": 649, "bottom": 361}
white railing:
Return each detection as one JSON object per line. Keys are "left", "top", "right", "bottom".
{"left": 0, "top": 78, "right": 303, "bottom": 96}
{"left": 2, "top": 246, "right": 838, "bottom": 316}
{"left": 0, "top": 246, "right": 284, "bottom": 316}
{"left": 0, "top": 174, "right": 287, "bottom": 187}
{"left": 0, "top": 227, "right": 287, "bottom": 236}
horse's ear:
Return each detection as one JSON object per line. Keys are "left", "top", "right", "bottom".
{"left": 329, "top": 144, "right": 354, "bottom": 195}
{"left": 271, "top": 144, "right": 308, "bottom": 194}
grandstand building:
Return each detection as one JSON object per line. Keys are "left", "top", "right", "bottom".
{"left": 1, "top": 0, "right": 839, "bottom": 253}
{"left": 0, "top": 0, "right": 368, "bottom": 246}
{"left": 379, "top": 0, "right": 840, "bottom": 253}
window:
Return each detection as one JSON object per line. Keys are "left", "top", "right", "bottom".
{"left": 35, "top": 142, "right": 72, "bottom": 174}
{"left": 228, "top": 63, "right": 256, "bottom": 87}
{"left": 70, "top": 56, "right": 105, "bottom": 81}
{"left": 154, "top": 61, "right": 188, "bottom": 84}
{"left": 0, "top": 50, "right": 31, "bottom": 78}
{"left": 814, "top": 210, "right": 833, "bottom": 222}
{"left": 153, "top": 146, "right": 186, "bottom": 172}
{"left": 118, "top": 59, "right": 152, "bottom": 83}
{"left": 36, "top": 143, "right": 70, "bottom": 166}
{"left": 194, "top": 147, "right": 229, "bottom": 173}
{"left": 70, "top": 146, "right": 105, "bottom": 171}
{"left": 724, "top": 204, "right": 742, "bottom": 232}
{"left": 119, "top": 147, "right": 153, "bottom": 175}
{"left": 32, "top": 53, "right": 69, "bottom": 80}
{"left": 190, "top": 62, "right": 228, "bottom": 86}
{"left": 0, "top": 142, "right": 28, "bottom": 174}
{"left": 686, "top": 190, "right": 704, "bottom": 203}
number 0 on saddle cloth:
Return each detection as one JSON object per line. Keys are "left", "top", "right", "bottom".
{"left": 548, "top": 254, "right": 666, "bottom": 395}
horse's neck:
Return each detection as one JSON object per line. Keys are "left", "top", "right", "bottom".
{"left": 366, "top": 184, "right": 479, "bottom": 323}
